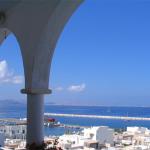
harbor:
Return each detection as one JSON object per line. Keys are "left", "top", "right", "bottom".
{"left": 0, "top": 118, "right": 86, "bottom": 130}
{"left": 45, "top": 113, "right": 150, "bottom": 121}
{"left": 1, "top": 112, "right": 150, "bottom": 128}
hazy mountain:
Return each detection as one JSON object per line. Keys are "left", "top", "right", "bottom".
{"left": 0, "top": 99, "right": 26, "bottom": 106}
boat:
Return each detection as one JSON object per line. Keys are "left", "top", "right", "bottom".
{"left": 44, "top": 116, "right": 60, "bottom": 127}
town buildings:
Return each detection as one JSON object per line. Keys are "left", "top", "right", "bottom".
{"left": 1, "top": 125, "right": 150, "bottom": 149}
{"left": 58, "top": 126, "right": 114, "bottom": 150}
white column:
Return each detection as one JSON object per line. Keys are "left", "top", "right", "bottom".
{"left": 27, "top": 94, "right": 44, "bottom": 145}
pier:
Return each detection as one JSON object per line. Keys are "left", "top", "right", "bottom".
{"left": 45, "top": 113, "right": 150, "bottom": 121}
{"left": 0, "top": 118, "right": 26, "bottom": 125}
{"left": 0, "top": 118, "right": 86, "bottom": 129}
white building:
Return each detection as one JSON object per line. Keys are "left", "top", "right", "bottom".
{"left": 126, "top": 127, "right": 149, "bottom": 134}
{"left": 0, "top": 125, "right": 26, "bottom": 139}
{"left": 0, "top": 133, "right": 5, "bottom": 147}
{"left": 58, "top": 126, "right": 114, "bottom": 150}
{"left": 59, "top": 134, "right": 85, "bottom": 150}
{"left": 83, "top": 126, "right": 114, "bottom": 145}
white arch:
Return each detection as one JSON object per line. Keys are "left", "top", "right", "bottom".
{"left": 0, "top": 0, "right": 83, "bottom": 146}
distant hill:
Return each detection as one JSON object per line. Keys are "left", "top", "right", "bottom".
{"left": 0, "top": 99, "right": 55, "bottom": 106}
{"left": 0, "top": 99, "right": 25, "bottom": 107}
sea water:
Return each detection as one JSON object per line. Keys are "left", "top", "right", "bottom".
{"left": 1, "top": 103, "right": 150, "bottom": 136}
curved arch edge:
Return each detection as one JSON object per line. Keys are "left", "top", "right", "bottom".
{"left": 0, "top": 28, "right": 11, "bottom": 45}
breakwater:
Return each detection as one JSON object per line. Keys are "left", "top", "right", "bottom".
{"left": 45, "top": 113, "right": 150, "bottom": 121}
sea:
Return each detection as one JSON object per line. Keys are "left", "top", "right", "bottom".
{"left": 1, "top": 102, "right": 150, "bottom": 136}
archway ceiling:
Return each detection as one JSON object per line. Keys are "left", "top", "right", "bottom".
{"left": 0, "top": 0, "right": 21, "bottom": 44}
{"left": 0, "top": 0, "right": 20, "bottom": 11}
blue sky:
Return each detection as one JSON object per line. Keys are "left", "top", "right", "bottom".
{"left": 1, "top": 0, "right": 150, "bottom": 106}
